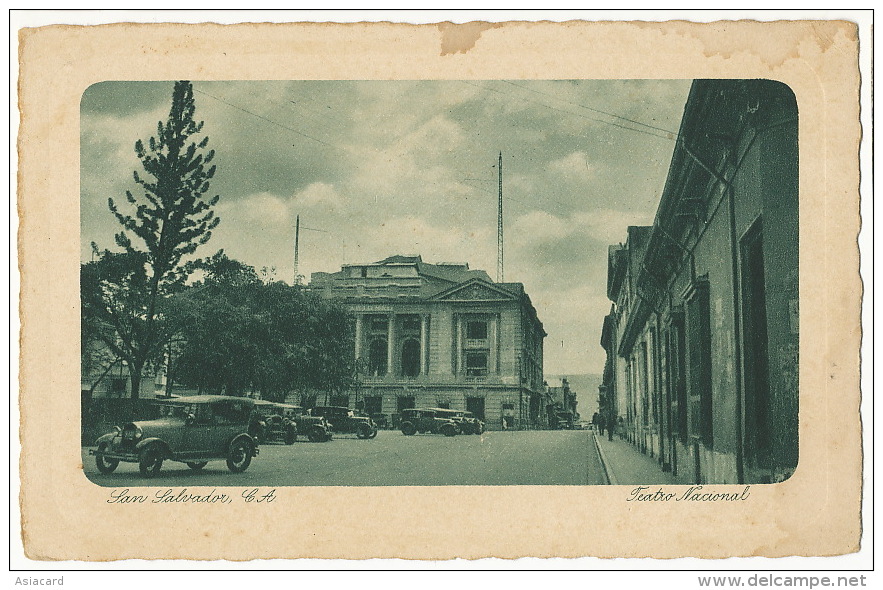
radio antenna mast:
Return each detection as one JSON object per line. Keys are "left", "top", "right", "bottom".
{"left": 497, "top": 151, "right": 504, "bottom": 283}
{"left": 294, "top": 214, "right": 300, "bottom": 285}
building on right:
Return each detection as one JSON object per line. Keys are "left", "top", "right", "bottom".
{"left": 601, "top": 79, "right": 798, "bottom": 484}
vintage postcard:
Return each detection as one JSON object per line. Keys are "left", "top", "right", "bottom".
{"left": 17, "top": 17, "right": 863, "bottom": 561}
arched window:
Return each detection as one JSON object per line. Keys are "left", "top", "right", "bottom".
{"left": 368, "top": 339, "right": 388, "bottom": 376}
{"left": 401, "top": 339, "right": 421, "bottom": 377}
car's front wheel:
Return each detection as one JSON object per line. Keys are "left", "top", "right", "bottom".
{"left": 95, "top": 443, "right": 119, "bottom": 474}
{"left": 401, "top": 422, "right": 416, "bottom": 436}
{"left": 226, "top": 438, "right": 254, "bottom": 473}
{"left": 307, "top": 426, "right": 327, "bottom": 443}
{"left": 186, "top": 461, "right": 207, "bottom": 470}
{"left": 442, "top": 424, "right": 457, "bottom": 437}
{"left": 356, "top": 423, "right": 373, "bottom": 439}
{"left": 138, "top": 445, "right": 164, "bottom": 478}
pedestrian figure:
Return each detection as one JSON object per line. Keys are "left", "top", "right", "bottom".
{"left": 607, "top": 413, "right": 615, "bottom": 441}
{"left": 592, "top": 412, "right": 601, "bottom": 433}
{"left": 501, "top": 416, "right": 508, "bottom": 430}
{"left": 597, "top": 413, "right": 606, "bottom": 437}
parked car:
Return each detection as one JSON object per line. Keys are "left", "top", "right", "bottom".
{"left": 399, "top": 408, "right": 459, "bottom": 437}
{"left": 458, "top": 410, "right": 485, "bottom": 435}
{"left": 310, "top": 406, "right": 378, "bottom": 439}
{"left": 249, "top": 400, "right": 297, "bottom": 445}
{"left": 430, "top": 408, "right": 485, "bottom": 435}
{"left": 370, "top": 413, "right": 389, "bottom": 429}
{"left": 555, "top": 412, "right": 575, "bottom": 430}
{"left": 90, "top": 395, "right": 259, "bottom": 477}
{"left": 289, "top": 405, "right": 334, "bottom": 442}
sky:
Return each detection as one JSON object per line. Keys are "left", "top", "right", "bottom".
{"left": 80, "top": 79, "right": 692, "bottom": 380}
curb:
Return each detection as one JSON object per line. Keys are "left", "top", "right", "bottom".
{"left": 592, "top": 431, "right": 618, "bottom": 485}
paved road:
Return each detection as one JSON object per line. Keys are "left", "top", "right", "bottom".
{"left": 82, "top": 429, "right": 607, "bottom": 486}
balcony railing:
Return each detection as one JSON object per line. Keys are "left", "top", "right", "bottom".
{"left": 464, "top": 338, "right": 488, "bottom": 349}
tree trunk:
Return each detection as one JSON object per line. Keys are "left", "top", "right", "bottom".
{"left": 88, "top": 357, "right": 120, "bottom": 396}
{"left": 129, "top": 365, "right": 142, "bottom": 401}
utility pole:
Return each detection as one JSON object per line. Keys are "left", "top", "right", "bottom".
{"left": 293, "top": 214, "right": 300, "bottom": 285}
{"left": 497, "top": 151, "right": 504, "bottom": 283}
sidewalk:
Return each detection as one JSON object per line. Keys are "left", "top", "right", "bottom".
{"left": 593, "top": 431, "right": 690, "bottom": 485}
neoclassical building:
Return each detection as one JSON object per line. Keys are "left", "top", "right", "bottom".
{"left": 309, "top": 255, "right": 547, "bottom": 429}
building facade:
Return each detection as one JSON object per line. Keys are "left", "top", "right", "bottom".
{"left": 602, "top": 79, "right": 799, "bottom": 484}
{"left": 547, "top": 377, "right": 578, "bottom": 428}
{"left": 309, "top": 255, "right": 547, "bottom": 430}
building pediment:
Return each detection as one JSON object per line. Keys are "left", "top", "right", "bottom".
{"left": 430, "top": 279, "right": 516, "bottom": 302}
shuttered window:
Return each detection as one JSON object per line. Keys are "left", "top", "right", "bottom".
{"left": 684, "top": 277, "right": 713, "bottom": 447}
{"left": 667, "top": 309, "right": 688, "bottom": 444}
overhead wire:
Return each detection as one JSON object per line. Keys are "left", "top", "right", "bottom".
{"left": 500, "top": 80, "right": 678, "bottom": 136}
{"left": 195, "top": 81, "right": 674, "bottom": 219}
{"left": 194, "top": 87, "right": 334, "bottom": 148}
{"left": 461, "top": 80, "right": 675, "bottom": 142}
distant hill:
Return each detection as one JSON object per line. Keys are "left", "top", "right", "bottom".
{"left": 545, "top": 373, "right": 603, "bottom": 420}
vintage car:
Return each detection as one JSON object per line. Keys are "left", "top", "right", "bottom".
{"left": 555, "top": 411, "right": 575, "bottom": 430}
{"left": 289, "top": 405, "right": 334, "bottom": 442}
{"left": 430, "top": 408, "right": 485, "bottom": 435}
{"left": 91, "top": 395, "right": 259, "bottom": 477}
{"left": 249, "top": 400, "right": 297, "bottom": 445}
{"left": 310, "top": 406, "right": 378, "bottom": 439}
{"left": 399, "top": 408, "right": 459, "bottom": 437}
{"left": 461, "top": 411, "right": 486, "bottom": 435}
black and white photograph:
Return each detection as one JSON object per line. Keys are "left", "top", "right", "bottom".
{"left": 79, "top": 78, "right": 798, "bottom": 487}
{"left": 14, "top": 14, "right": 866, "bottom": 565}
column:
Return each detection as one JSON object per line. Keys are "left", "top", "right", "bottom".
{"left": 455, "top": 314, "right": 464, "bottom": 376}
{"left": 488, "top": 314, "right": 498, "bottom": 376}
{"left": 354, "top": 314, "right": 363, "bottom": 362}
{"left": 387, "top": 313, "right": 395, "bottom": 377}
{"left": 420, "top": 314, "right": 429, "bottom": 376}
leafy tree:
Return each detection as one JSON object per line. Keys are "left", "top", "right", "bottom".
{"left": 170, "top": 251, "right": 262, "bottom": 396}
{"left": 171, "top": 252, "right": 355, "bottom": 401}
{"left": 94, "top": 80, "right": 220, "bottom": 400}
{"left": 80, "top": 250, "right": 150, "bottom": 395}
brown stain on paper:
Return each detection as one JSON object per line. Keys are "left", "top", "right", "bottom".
{"left": 437, "top": 21, "right": 502, "bottom": 55}
{"left": 16, "top": 19, "right": 864, "bottom": 561}
{"left": 632, "top": 19, "right": 858, "bottom": 69}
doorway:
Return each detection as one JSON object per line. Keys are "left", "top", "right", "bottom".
{"left": 466, "top": 396, "right": 485, "bottom": 422}
{"left": 741, "top": 219, "right": 771, "bottom": 472}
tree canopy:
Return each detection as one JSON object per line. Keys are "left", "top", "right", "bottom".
{"left": 89, "top": 80, "right": 221, "bottom": 400}
{"left": 170, "top": 251, "right": 355, "bottom": 401}
{"left": 82, "top": 81, "right": 354, "bottom": 407}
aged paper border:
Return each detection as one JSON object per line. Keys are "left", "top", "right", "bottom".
{"left": 17, "top": 19, "right": 862, "bottom": 560}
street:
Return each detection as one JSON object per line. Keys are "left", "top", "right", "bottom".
{"left": 82, "top": 429, "right": 607, "bottom": 486}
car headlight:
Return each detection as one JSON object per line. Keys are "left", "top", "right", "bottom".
{"left": 122, "top": 424, "right": 142, "bottom": 441}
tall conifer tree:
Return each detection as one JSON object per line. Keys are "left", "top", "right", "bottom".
{"left": 93, "top": 81, "right": 220, "bottom": 400}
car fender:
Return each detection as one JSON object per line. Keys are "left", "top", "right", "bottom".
{"left": 135, "top": 438, "right": 171, "bottom": 458}
{"left": 227, "top": 433, "right": 258, "bottom": 455}
{"left": 95, "top": 432, "right": 117, "bottom": 446}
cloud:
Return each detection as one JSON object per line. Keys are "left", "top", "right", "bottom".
{"left": 529, "top": 285, "right": 611, "bottom": 375}
{"left": 293, "top": 182, "right": 344, "bottom": 209}
{"left": 362, "top": 216, "right": 496, "bottom": 270}
{"left": 81, "top": 79, "right": 693, "bottom": 374}
{"left": 510, "top": 211, "right": 572, "bottom": 244}
{"left": 219, "top": 192, "right": 292, "bottom": 227}
{"left": 572, "top": 208, "right": 655, "bottom": 245}
{"left": 547, "top": 151, "right": 595, "bottom": 180}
